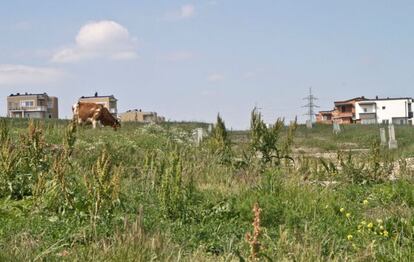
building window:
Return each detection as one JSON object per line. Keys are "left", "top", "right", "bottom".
{"left": 363, "top": 108, "right": 367, "bottom": 113}
{"left": 382, "top": 106, "right": 386, "bottom": 110}
{"left": 20, "top": 100, "right": 34, "bottom": 107}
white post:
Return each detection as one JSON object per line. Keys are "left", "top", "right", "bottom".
{"left": 193, "top": 128, "right": 204, "bottom": 146}
{"left": 388, "top": 124, "right": 398, "bottom": 149}
{"left": 333, "top": 122, "right": 341, "bottom": 134}
{"left": 198, "top": 128, "right": 204, "bottom": 144}
{"left": 379, "top": 128, "right": 387, "bottom": 146}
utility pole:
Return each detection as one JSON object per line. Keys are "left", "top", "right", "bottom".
{"left": 302, "top": 87, "right": 319, "bottom": 122}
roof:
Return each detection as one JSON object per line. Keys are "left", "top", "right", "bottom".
{"left": 362, "top": 97, "right": 412, "bottom": 102}
{"left": 318, "top": 110, "right": 334, "bottom": 114}
{"left": 334, "top": 96, "right": 367, "bottom": 105}
{"left": 357, "top": 101, "right": 376, "bottom": 105}
{"left": 8, "top": 92, "right": 49, "bottom": 97}
{"left": 123, "top": 109, "right": 156, "bottom": 115}
{"left": 79, "top": 95, "right": 116, "bottom": 99}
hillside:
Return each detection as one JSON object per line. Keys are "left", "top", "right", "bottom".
{"left": 0, "top": 118, "right": 413, "bottom": 261}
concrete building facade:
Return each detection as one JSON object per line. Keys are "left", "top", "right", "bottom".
{"left": 315, "top": 110, "right": 334, "bottom": 124}
{"left": 78, "top": 93, "right": 118, "bottom": 117}
{"left": 7, "top": 93, "right": 59, "bottom": 119}
{"left": 316, "top": 97, "right": 366, "bottom": 124}
{"left": 355, "top": 97, "right": 413, "bottom": 125}
{"left": 119, "top": 109, "right": 165, "bottom": 123}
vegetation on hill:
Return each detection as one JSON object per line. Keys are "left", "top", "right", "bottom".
{"left": 0, "top": 116, "right": 413, "bottom": 261}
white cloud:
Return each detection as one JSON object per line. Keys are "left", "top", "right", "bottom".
{"left": 164, "top": 4, "right": 196, "bottom": 21}
{"left": 13, "top": 21, "right": 32, "bottom": 31}
{"left": 201, "top": 89, "right": 218, "bottom": 96}
{"left": 0, "top": 64, "right": 66, "bottom": 86}
{"left": 164, "top": 51, "right": 194, "bottom": 62}
{"left": 208, "top": 1, "right": 218, "bottom": 6}
{"left": 243, "top": 71, "right": 257, "bottom": 79}
{"left": 243, "top": 68, "right": 265, "bottom": 79}
{"left": 360, "top": 55, "right": 379, "bottom": 66}
{"left": 52, "top": 20, "right": 138, "bottom": 63}
{"left": 180, "top": 4, "right": 195, "bottom": 18}
{"left": 208, "top": 73, "right": 224, "bottom": 82}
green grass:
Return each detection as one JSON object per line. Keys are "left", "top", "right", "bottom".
{"left": 0, "top": 118, "right": 413, "bottom": 261}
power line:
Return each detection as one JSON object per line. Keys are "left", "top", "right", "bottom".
{"left": 302, "top": 87, "right": 319, "bottom": 122}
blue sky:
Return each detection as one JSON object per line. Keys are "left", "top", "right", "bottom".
{"left": 1, "top": 1, "right": 414, "bottom": 129}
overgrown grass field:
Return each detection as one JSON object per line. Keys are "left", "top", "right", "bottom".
{"left": 0, "top": 114, "right": 413, "bottom": 261}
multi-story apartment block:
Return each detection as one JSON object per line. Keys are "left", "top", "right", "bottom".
{"left": 7, "top": 93, "right": 59, "bottom": 119}
{"left": 78, "top": 93, "right": 118, "bottom": 117}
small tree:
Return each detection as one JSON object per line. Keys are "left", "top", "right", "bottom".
{"left": 250, "top": 108, "right": 295, "bottom": 166}
{"left": 208, "top": 114, "right": 232, "bottom": 163}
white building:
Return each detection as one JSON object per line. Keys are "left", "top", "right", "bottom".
{"left": 355, "top": 97, "right": 413, "bottom": 125}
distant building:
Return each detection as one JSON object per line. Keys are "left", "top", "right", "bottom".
{"left": 355, "top": 97, "right": 413, "bottom": 125}
{"left": 78, "top": 93, "right": 118, "bottom": 117}
{"left": 7, "top": 92, "right": 58, "bottom": 119}
{"left": 119, "top": 109, "right": 165, "bottom": 123}
{"left": 315, "top": 110, "right": 334, "bottom": 124}
{"left": 316, "top": 96, "right": 366, "bottom": 124}
{"left": 332, "top": 97, "right": 366, "bottom": 124}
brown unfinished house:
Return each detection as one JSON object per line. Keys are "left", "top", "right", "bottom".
{"left": 7, "top": 92, "right": 59, "bottom": 119}
{"left": 119, "top": 109, "right": 165, "bottom": 123}
{"left": 316, "top": 96, "right": 366, "bottom": 124}
{"left": 315, "top": 110, "right": 334, "bottom": 124}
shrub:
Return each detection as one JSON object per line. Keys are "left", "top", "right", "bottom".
{"left": 207, "top": 114, "right": 232, "bottom": 163}
{"left": 0, "top": 136, "right": 21, "bottom": 198}
{"left": 83, "top": 149, "right": 122, "bottom": 236}
{"left": 158, "top": 152, "right": 185, "bottom": 219}
{"left": 250, "top": 108, "right": 295, "bottom": 166}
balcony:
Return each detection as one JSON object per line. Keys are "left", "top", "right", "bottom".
{"left": 360, "top": 112, "right": 377, "bottom": 120}
{"left": 333, "top": 112, "right": 353, "bottom": 118}
{"left": 9, "top": 106, "right": 48, "bottom": 112}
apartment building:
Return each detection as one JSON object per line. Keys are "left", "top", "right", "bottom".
{"left": 7, "top": 93, "right": 59, "bottom": 119}
{"left": 78, "top": 92, "right": 118, "bottom": 117}
{"left": 316, "top": 96, "right": 366, "bottom": 124}
{"left": 119, "top": 109, "right": 165, "bottom": 123}
{"left": 355, "top": 97, "right": 413, "bottom": 125}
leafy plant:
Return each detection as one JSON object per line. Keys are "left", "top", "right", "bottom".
{"left": 20, "top": 120, "right": 48, "bottom": 173}
{"left": 0, "top": 136, "right": 21, "bottom": 198}
{"left": 83, "top": 149, "right": 122, "bottom": 234}
{"left": 207, "top": 114, "right": 232, "bottom": 163}
{"left": 158, "top": 151, "right": 188, "bottom": 220}
{"left": 245, "top": 202, "right": 262, "bottom": 261}
{"left": 250, "top": 108, "right": 294, "bottom": 166}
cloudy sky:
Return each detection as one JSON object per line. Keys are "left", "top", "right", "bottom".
{"left": 1, "top": 1, "right": 414, "bottom": 129}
